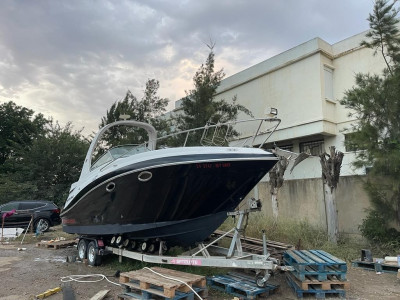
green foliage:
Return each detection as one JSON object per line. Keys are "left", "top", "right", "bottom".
{"left": 0, "top": 119, "right": 89, "bottom": 206}
{"left": 0, "top": 101, "right": 48, "bottom": 165}
{"left": 361, "top": 0, "right": 400, "bottom": 73}
{"left": 96, "top": 79, "right": 171, "bottom": 161}
{"left": 340, "top": 0, "right": 400, "bottom": 237}
{"left": 174, "top": 47, "right": 252, "bottom": 146}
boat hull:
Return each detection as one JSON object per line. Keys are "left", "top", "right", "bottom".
{"left": 62, "top": 153, "right": 277, "bottom": 246}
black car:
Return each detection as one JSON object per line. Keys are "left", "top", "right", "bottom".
{"left": 0, "top": 200, "right": 61, "bottom": 232}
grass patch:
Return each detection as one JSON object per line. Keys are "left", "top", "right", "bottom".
{"left": 220, "top": 213, "right": 370, "bottom": 262}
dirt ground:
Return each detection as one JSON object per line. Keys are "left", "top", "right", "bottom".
{"left": 0, "top": 229, "right": 400, "bottom": 300}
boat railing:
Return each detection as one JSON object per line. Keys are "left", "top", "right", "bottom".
{"left": 93, "top": 117, "right": 280, "bottom": 172}
{"left": 155, "top": 117, "right": 281, "bottom": 148}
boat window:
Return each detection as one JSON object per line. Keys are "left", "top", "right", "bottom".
{"left": 91, "top": 144, "right": 150, "bottom": 170}
{"left": 91, "top": 151, "right": 113, "bottom": 169}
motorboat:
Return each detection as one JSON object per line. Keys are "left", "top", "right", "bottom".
{"left": 61, "top": 117, "right": 280, "bottom": 248}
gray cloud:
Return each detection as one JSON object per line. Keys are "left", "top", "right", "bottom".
{"left": 0, "top": 0, "right": 374, "bottom": 134}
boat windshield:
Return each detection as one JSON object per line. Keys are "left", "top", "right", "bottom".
{"left": 91, "top": 144, "right": 149, "bottom": 169}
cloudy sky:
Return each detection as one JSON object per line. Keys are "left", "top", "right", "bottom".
{"left": 0, "top": 0, "right": 375, "bottom": 135}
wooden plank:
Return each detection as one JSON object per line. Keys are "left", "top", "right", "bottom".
{"left": 312, "top": 250, "right": 346, "bottom": 264}
{"left": 285, "top": 250, "right": 307, "bottom": 264}
{"left": 286, "top": 272, "right": 350, "bottom": 291}
{"left": 120, "top": 267, "right": 207, "bottom": 298}
{"left": 89, "top": 290, "right": 109, "bottom": 300}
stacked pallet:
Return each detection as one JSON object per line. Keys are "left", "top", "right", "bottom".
{"left": 118, "top": 267, "right": 207, "bottom": 300}
{"left": 207, "top": 272, "right": 279, "bottom": 300}
{"left": 284, "top": 250, "right": 349, "bottom": 299}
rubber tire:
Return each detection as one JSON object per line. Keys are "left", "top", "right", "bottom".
{"left": 256, "top": 273, "right": 267, "bottom": 288}
{"left": 87, "top": 241, "right": 102, "bottom": 266}
{"left": 77, "top": 239, "right": 88, "bottom": 260}
{"left": 34, "top": 218, "right": 50, "bottom": 232}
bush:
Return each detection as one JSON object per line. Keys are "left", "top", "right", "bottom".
{"left": 359, "top": 210, "right": 400, "bottom": 247}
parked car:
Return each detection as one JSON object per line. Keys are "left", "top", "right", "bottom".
{"left": 0, "top": 200, "right": 61, "bottom": 232}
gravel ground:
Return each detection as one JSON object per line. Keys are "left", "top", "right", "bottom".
{"left": 1, "top": 230, "right": 400, "bottom": 300}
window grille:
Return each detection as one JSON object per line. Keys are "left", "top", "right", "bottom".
{"left": 299, "top": 140, "right": 325, "bottom": 155}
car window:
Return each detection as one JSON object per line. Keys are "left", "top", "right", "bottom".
{"left": 0, "top": 202, "right": 20, "bottom": 212}
{"left": 19, "top": 202, "right": 44, "bottom": 210}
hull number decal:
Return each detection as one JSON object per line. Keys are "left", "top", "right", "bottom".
{"left": 196, "top": 162, "right": 231, "bottom": 169}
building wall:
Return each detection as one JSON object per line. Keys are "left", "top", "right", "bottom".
{"left": 248, "top": 175, "right": 370, "bottom": 236}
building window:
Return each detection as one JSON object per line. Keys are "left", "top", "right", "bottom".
{"left": 299, "top": 140, "right": 325, "bottom": 155}
{"left": 324, "top": 66, "right": 334, "bottom": 100}
{"left": 344, "top": 133, "right": 360, "bottom": 152}
{"left": 278, "top": 144, "right": 294, "bottom": 152}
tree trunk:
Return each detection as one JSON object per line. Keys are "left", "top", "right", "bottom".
{"left": 271, "top": 187, "right": 279, "bottom": 222}
{"left": 269, "top": 156, "right": 288, "bottom": 222}
{"left": 319, "top": 146, "right": 343, "bottom": 244}
{"left": 323, "top": 182, "right": 338, "bottom": 244}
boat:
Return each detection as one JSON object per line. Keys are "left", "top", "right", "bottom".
{"left": 61, "top": 117, "right": 280, "bottom": 248}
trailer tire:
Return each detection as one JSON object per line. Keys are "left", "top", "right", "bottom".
{"left": 87, "top": 241, "right": 102, "bottom": 266}
{"left": 77, "top": 239, "right": 88, "bottom": 260}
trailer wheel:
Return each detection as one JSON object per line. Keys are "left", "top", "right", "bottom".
{"left": 255, "top": 272, "right": 269, "bottom": 287}
{"left": 77, "top": 239, "right": 88, "bottom": 260}
{"left": 87, "top": 241, "right": 102, "bottom": 266}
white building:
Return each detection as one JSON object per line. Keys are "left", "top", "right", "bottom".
{"left": 175, "top": 30, "right": 387, "bottom": 236}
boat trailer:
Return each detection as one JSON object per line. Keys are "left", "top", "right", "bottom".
{"left": 86, "top": 199, "right": 293, "bottom": 287}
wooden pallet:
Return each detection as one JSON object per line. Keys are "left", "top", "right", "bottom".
{"left": 117, "top": 285, "right": 207, "bottom": 300}
{"left": 284, "top": 250, "right": 347, "bottom": 272}
{"left": 207, "top": 272, "right": 279, "bottom": 300}
{"left": 286, "top": 264, "right": 347, "bottom": 282}
{"left": 120, "top": 267, "right": 206, "bottom": 299}
{"left": 36, "top": 239, "right": 77, "bottom": 249}
{"left": 351, "top": 260, "right": 400, "bottom": 274}
{"left": 286, "top": 272, "right": 350, "bottom": 291}
{"left": 286, "top": 272, "right": 346, "bottom": 299}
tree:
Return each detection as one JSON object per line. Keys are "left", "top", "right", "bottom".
{"left": 0, "top": 101, "right": 48, "bottom": 165}
{"left": 98, "top": 79, "right": 170, "bottom": 150}
{"left": 361, "top": 0, "right": 400, "bottom": 74}
{"left": 174, "top": 45, "right": 252, "bottom": 146}
{"left": 0, "top": 119, "right": 89, "bottom": 206}
{"left": 341, "top": 0, "right": 400, "bottom": 242}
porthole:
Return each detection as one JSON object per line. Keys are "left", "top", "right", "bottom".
{"left": 106, "top": 182, "right": 116, "bottom": 192}
{"left": 138, "top": 171, "right": 152, "bottom": 182}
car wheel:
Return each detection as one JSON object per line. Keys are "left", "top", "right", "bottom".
{"left": 77, "top": 239, "right": 88, "bottom": 260}
{"left": 87, "top": 241, "right": 102, "bottom": 266}
{"left": 34, "top": 218, "right": 50, "bottom": 232}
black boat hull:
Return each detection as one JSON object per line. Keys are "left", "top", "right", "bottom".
{"left": 62, "top": 156, "right": 276, "bottom": 246}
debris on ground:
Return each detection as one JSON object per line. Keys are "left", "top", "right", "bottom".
{"left": 36, "top": 239, "right": 77, "bottom": 249}
{"left": 35, "top": 287, "right": 61, "bottom": 299}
